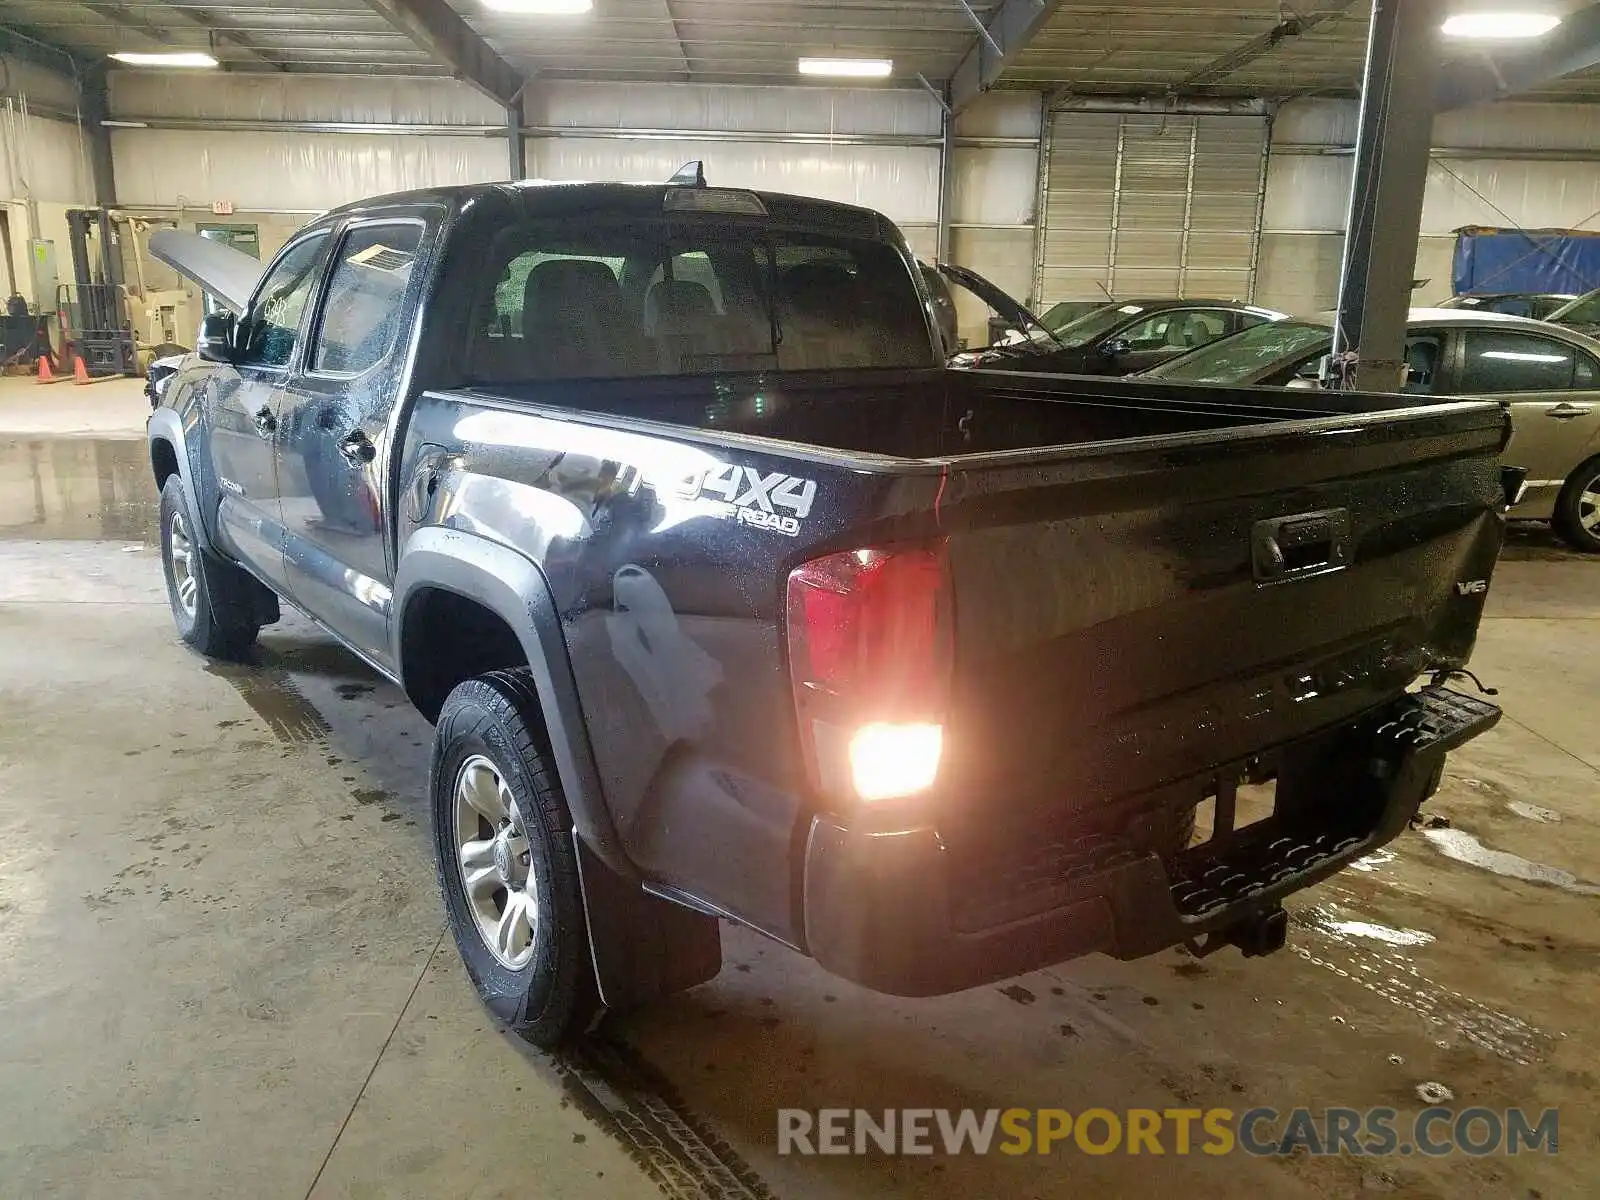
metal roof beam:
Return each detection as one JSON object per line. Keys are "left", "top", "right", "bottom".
{"left": 1437, "top": 1, "right": 1600, "bottom": 110}
{"left": 0, "top": 25, "right": 84, "bottom": 80}
{"left": 360, "top": 0, "right": 526, "bottom": 104}
{"left": 164, "top": 6, "right": 288, "bottom": 72}
{"left": 950, "top": 0, "right": 1068, "bottom": 114}
{"left": 1176, "top": 1, "right": 1359, "bottom": 89}
{"left": 81, "top": 3, "right": 177, "bottom": 48}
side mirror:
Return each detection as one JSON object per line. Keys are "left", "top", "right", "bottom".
{"left": 1100, "top": 337, "right": 1131, "bottom": 358}
{"left": 197, "top": 310, "right": 236, "bottom": 364}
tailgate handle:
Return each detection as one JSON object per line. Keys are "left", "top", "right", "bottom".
{"left": 1253, "top": 509, "right": 1350, "bottom": 582}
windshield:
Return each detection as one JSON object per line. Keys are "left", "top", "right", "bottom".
{"left": 467, "top": 222, "right": 934, "bottom": 383}
{"left": 1051, "top": 303, "right": 1149, "bottom": 348}
{"left": 1040, "top": 300, "right": 1109, "bottom": 332}
{"left": 1552, "top": 290, "right": 1600, "bottom": 326}
{"left": 1146, "top": 320, "right": 1332, "bottom": 382}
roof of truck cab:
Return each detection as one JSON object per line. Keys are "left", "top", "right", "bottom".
{"left": 321, "top": 179, "right": 897, "bottom": 238}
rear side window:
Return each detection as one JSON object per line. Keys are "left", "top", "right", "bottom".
{"left": 1458, "top": 330, "right": 1583, "bottom": 392}
{"left": 311, "top": 223, "right": 424, "bottom": 375}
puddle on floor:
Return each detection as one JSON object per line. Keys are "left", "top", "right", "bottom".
{"left": 1347, "top": 846, "right": 1398, "bottom": 873}
{"left": 204, "top": 660, "right": 332, "bottom": 745}
{"left": 1507, "top": 801, "right": 1563, "bottom": 824}
{"left": 0, "top": 437, "right": 158, "bottom": 541}
{"left": 1424, "top": 828, "right": 1600, "bottom": 895}
{"left": 1298, "top": 904, "right": 1435, "bottom": 948}
{"left": 1292, "top": 902, "right": 1549, "bottom": 1065}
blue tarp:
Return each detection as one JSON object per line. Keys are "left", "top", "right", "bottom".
{"left": 1452, "top": 227, "right": 1600, "bottom": 296}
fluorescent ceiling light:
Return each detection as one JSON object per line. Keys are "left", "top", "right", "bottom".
{"left": 479, "top": 0, "right": 593, "bottom": 12}
{"left": 109, "top": 51, "right": 219, "bottom": 68}
{"left": 798, "top": 57, "right": 894, "bottom": 78}
{"left": 1441, "top": 12, "right": 1562, "bottom": 39}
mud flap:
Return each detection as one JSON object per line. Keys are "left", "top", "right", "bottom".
{"left": 202, "top": 545, "right": 280, "bottom": 629}
{"left": 574, "top": 833, "right": 722, "bottom": 1011}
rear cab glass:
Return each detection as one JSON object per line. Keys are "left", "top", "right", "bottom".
{"left": 466, "top": 220, "right": 936, "bottom": 382}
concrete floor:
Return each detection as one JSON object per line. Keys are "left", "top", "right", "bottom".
{"left": 1, "top": 430, "right": 1596, "bottom": 1199}
{"left": 0, "top": 374, "right": 151, "bottom": 439}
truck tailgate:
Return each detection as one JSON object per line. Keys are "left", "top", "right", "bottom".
{"left": 936, "top": 400, "right": 1508, "bottom": 830}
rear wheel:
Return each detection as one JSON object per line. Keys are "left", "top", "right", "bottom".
{"left": 432, "top": 670, "right": 599, "bottom": 1047}
{"left": 1553, "top": 457, "right": 1600, "bottom": 553}
{"left": 159, "top": 476, "right": 261, "bottom": 659}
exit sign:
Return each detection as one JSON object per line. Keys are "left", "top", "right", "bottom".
{"left": 211, "top": 200, "right": 235, "bottom": 215}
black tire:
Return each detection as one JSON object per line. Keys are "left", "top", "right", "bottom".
{"left": 158, "top": 476, "right": 261, "bottom": 660}
{"left": 431, "top": 669, "right": 599, "bottom": 1048}
{"left": 1553, "top": 456, "right": 1600, "bottom": 554}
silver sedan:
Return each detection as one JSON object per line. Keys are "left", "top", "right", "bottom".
{"left": 1145, "top": 308, "right": 1600, "bottom": 552}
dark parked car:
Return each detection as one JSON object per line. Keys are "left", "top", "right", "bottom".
{"left": 937, "top": 264, "right": 1289, "bottom": 376}
{"left": 148, "top": 178, "right": 1505, "bottom": 1047}
{"left": 1438, "top": 292, "right": 1577, "bottom": 321}
{"left": 1148, "top": 307, "right": 1600, "bottom": 551}
{"left": 1039, "top": 298, "right": 1111, "bottom": 331}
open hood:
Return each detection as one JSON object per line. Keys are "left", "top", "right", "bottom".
{"left": 148, "top": 230, "right": 265, "bottom": 314}
{"left": 936, "top": 262, "right": 1053, "bottom": 341}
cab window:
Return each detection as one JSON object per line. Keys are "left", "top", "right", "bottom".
{"left": 310, "top": 222, "right": 424, "bottom": 375}
{"left": 236, "top": 233, "right": 329, "bottom": 369}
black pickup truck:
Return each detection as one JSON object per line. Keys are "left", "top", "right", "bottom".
{"left": 147, "top": 177, "right": 1506, "bottom": 1047}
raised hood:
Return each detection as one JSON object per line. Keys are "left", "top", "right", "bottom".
{"left": 937, "top": 262, "right": 1054, "bottom": 341}
{"left": 148, "top": 230, "right": 265, "bottom": 314}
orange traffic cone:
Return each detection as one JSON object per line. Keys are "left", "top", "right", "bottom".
{"left": 37, "top": 353, "right": 62, "bottom": 384}
{"left": 72, "top": 354, "right": 90, "bottom": 385}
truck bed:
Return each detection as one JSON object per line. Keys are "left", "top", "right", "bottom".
{"left": 468, "top": 365, "right": 1483, "bottom": 461}
{"left": 429, "top": 367, "right": 1507, "bottom": 953}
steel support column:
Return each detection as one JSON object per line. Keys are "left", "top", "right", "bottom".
{"left": 936, "top": 108, "right": 956, "bottom": 263}
{"left": 507, "top": 95, "right": 526, "bottom": 179}
{"left": 1331, "top": 0, "right": 1444, "bottom": 392}
{"left": 81, "top": 63, "right": 117, "bottom": 207}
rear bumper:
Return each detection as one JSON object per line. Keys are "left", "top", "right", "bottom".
{"left": 801, "top": 686, "right": 1499, "bottom": 997}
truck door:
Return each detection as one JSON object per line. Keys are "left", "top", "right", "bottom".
{"left": 275, "top": 217, "right": 429, "bottom": 668}
{"left": 208, "top": 230, "right": 330, "bottom": 593}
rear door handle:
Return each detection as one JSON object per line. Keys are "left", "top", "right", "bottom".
{"left": 253, "top": 405, "right": 276, "bottom": 436}
{"left": 1546, "top": 402, "right": 1593, "bottom": 419}
{"left": 339, "top": 429, "right": 377, "bottom": 466}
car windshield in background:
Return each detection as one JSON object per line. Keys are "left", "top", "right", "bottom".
{"left": 1551, "top": 290, "right": 1600, "bottom": 326}
{"left": 1039, "top": 300, "right": 1109, "bottom": 332}
{"left": 468, "top": 223, "right": 934, "bottom": 383}
{"left": 1050, "top": 302, "right": 1150, "bottom": 348}
{"left": 1146, "top": 320, "right": 1333, "bottom": 382}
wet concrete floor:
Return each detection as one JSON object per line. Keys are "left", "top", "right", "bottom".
{"left": 1, "top": 433, "right": 1596, "bottom": 1199}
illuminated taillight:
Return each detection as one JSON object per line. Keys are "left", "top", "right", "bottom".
{"left": 786, "top": 541, "right": 952, "bottom": 801}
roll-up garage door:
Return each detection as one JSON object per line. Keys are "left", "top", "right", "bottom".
{"left": 1038, "top": 111, "right": 1269, "bottom": 306}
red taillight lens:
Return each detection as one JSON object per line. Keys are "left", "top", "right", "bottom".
{"left": 786, "top": 541, "right": 952, "bottom": 799}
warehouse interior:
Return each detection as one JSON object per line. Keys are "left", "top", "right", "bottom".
{"left": 1, "top": 2, "right": 1598, "bottom": 1197}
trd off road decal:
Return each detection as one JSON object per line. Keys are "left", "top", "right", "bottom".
{"left": 672, "top": 463, "right": 818, "bottom": 536}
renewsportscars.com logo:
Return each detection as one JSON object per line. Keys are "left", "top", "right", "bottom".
{"left": 777, "top": 1107, "right": 1559, "bottom": 1158}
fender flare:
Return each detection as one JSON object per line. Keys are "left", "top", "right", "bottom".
{"left": 391, "top": 526, "right": 634, "bottom": 880}
{"left": 146, "top": 407, "right": 216, "bottom": 554}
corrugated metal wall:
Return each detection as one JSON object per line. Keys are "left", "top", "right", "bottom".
{"left": 0, "top": 86, "right": 96, "bottom": 302}
{"left": 1039, "top": 110, "right": 1269, "bottom": 305}
{"left": 20, "top": 65, "right": 1600, "bottom": 335}
{"left": 1258, "top": 98, "right": 1600, "bottom": 313}
{"left": 107, "top": 75, "right": 943, "bottom": 231}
